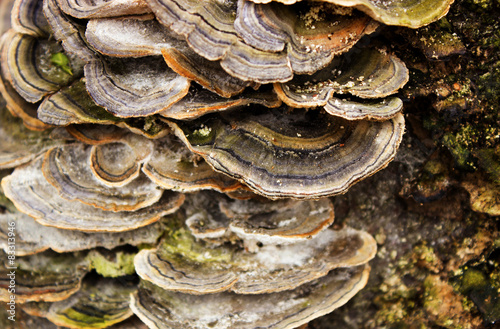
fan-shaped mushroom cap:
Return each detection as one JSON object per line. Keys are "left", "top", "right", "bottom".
{"left": 324, "top": 96, "right": 403, "bottom": 121}
{"left": 42, "top": 143, "right": 164, "bottom": 211}
{"left": 142, "top": 135, "right": 245, "bottom": 193}
{"left": 247, "top": 0, "right": 455, "bottom": 28}
{"left": 11, "top": 0, "right": 51, "bottom": 37}
{"left": 131, "top": 265, "right": 370, "bottom": 329}
{"left": 235, "top": 0, "right": 378, "bottom": 74}
{"left": 1, "top": 30, "right": 84, "bottom": 103}
{"left": 1, "top": 155, "right": 184, "bottom": 232}
{"left": 0, "top": 251, "right": 90, "bottom": 303}
{"left": 0, "top": 211, "right": 165, "bottom": 255}
{"left": 85, "top": 14, "right": 186, "bottom": 57}
{"left": 0, "top": 106, "right": 65, "bottom": 169}
{"left": 0, "top": 49, "right": 52, "bottom": 130}
{"left": 84, "top": 56, "right": 190, "bottom": 118}
{"left": 134, "top": 222, "right": 375, "bottom": 294}
{"left": 168, "top": 107, "right": 405, "bottom": 199}
{"left": 89, "top": 133, "right": 153, "bottom": 187}
{"left": 56, "top": 0, "right": 151, "bottom": 19}
{"left": 160, "top": 85, "right": 281, "bottom": 120}
{"left": 23, "top": 275, "right": 136, "bottom": 329}
{"left": 184, "top": 191, "right": 335, "bottom": 245}
{"left": 225, "top": 198, "right": 335, "bottom": 245}
{"left": 43, "top": 0, "right": 97, "bottom": 62}
{"left": 274, "top": 48, "right": 409, "bottom": 109}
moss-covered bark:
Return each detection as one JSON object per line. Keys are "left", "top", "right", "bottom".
{"left": 310, "top": 0, "right": 500, "bottom": 328}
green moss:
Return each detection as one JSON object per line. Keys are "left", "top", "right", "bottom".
{"left": 87, "top": 251, "right": 136, "bottom": 278}
{"left": 452, "top": 248, "right": 500, "bottom": 323}
{"left": 458, "top": 268, "right": 488, "bottom": 293}
{"left": 478, "top": 63, "right": 500, "bottom": 104}
{"left": 159, "top": 227, "right": 232, "bottom": 264}
{"left": 474, "top": 147, "right": 500, "bottom": 185}
{"left": 441, "top": 123, "right": 500, "bottom": 170}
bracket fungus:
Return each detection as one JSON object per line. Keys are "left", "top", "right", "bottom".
{"left": 168, "top": 107, "right": 405, "bottom": 199}
{"left": 0, "top": 0, "right": 455, "bottom": 327}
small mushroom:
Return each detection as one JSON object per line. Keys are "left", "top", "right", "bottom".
{"left": 131, "top": 265, "right": 370, "bottom": 329}
{"left": 168, "top": 106, "right": 405, "bottom": 199}
{"left": 85, "top": 14, "right": 187, "bottom": 57}
{"left": 42, "top": 143, "right": 164, "bottom": 211}
{"left": 161, "top": 47, "right": 260, "bottom": 97}
{"left": 142, "top": 135, "right": 246, "bottom": 193}
{"left": 84, "top": 56, "right": 190, "bottom": 118}
{"left": 274, "top": 47, "right": 409, "bottom": 108}
{"left": 89, "top": 133, "right": 154, "bottom": 187}
{"left": 38, "top": 78, "right": 120, "bottom": 126}
{"left": 184, "top": 191, "right": 335, "bottom": 246}
{"left": 65, "top": 124, "right": 127, "bottom": 145}
{"left": 324, "top": 96, "right": 403, "bottom": 121}
{"left": 159, "top": 84, "right": 281, "bottom": 120}
{"left": 0, "top": 55, "right": 52, "bottom": 130}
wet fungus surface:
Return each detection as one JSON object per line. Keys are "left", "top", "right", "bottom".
{"left": 0, "top": 0, "right": 456, "bottom": 327}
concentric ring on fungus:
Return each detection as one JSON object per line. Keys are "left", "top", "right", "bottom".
{"left": 168, "top": 106, "right": 405, "bottom": 199}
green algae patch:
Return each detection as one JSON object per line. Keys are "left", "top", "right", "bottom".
{"left": 87, "top": 250, "right": 136, "bottom": 278}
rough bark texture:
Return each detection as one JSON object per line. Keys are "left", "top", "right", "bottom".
{"left": 310, "top": 0, "right": 500, "bottom": 327}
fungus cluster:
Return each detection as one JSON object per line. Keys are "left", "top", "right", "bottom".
{"left": 0, "top": 0, "right": 453, "bottom": 327}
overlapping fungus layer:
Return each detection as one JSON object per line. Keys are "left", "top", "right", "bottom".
{"left": 0, "top": 0, "right": 453, "bottom": 327}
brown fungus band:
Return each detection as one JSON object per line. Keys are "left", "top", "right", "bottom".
{"left": 0, "top": 0, "right": 456, "bottom": 327}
